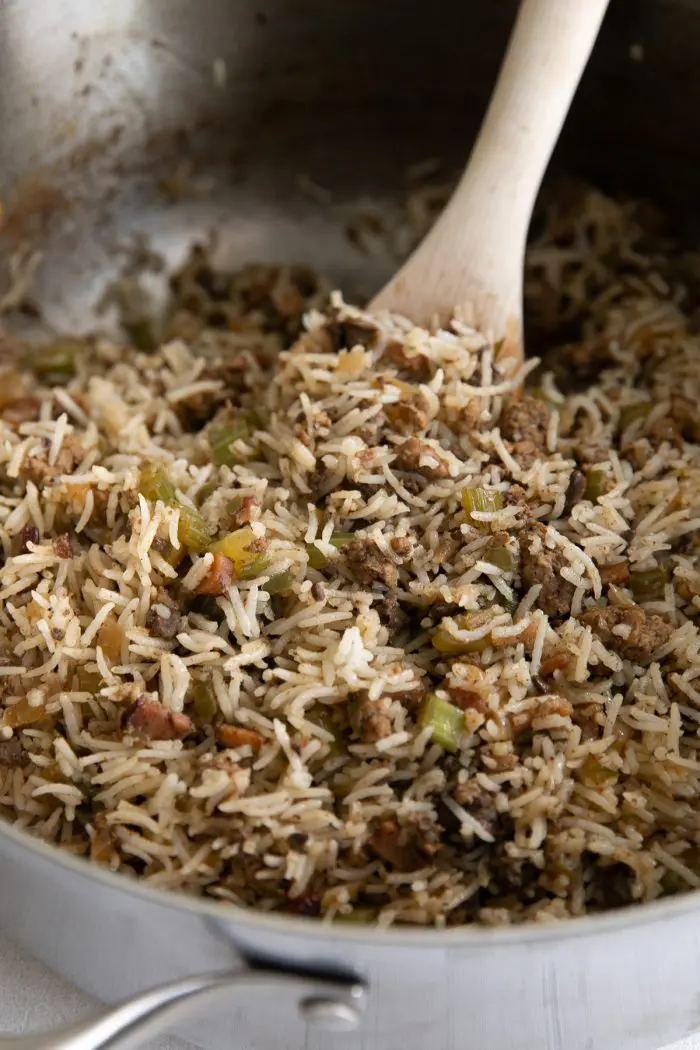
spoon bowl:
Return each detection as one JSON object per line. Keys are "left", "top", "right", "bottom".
{"left": 371, "top": 0, "right": 611, "bottom": 364}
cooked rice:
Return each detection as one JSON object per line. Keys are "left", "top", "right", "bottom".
{"left": 2, "top": 186, "right": 700, "bottom": 927}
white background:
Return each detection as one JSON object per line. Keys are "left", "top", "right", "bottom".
{"left": 0, "top": 930, "right": 695, "bottom": 1050}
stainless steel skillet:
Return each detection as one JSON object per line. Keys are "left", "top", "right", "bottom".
{"left": 2, "top": 1, "right": 700, "bottom": 1047}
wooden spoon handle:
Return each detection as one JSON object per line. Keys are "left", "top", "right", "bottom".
{"left": 371, "top": 0, "right": 610, "bottom": 345}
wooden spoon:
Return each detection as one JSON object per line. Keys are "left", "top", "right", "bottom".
{"left": 371, "top": 0, "right": 610, "bottom": 362}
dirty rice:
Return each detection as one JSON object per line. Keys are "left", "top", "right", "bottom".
{"left": 0, "top": 186, "right": 699, "bottom": 927}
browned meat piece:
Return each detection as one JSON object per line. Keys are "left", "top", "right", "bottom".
{"left": 229, "top": 497, "right": 260, "bottom": 533}
{"left": 384, "top": 401, "right": 428, "bottom": 435}
{"left": 408, "top": 813, "right": 443, "bottom": 859}
{"left": 125, "top": 697, "right": 193, "bottom": 740}
{"left": 579, "top": 604, "right": 672, "bottom": 662}
{"left": 203, "top": 353, "right": 248, "bottom": 386}
{"left": 390, "top": 536, "right": 413, "bottom": 560}
{"left": 500, "top": 396, "right": 550, "bottom": 469}
{"left": 355, "top": 696, "right": 392, "bottom": 742}
{"left": 453, "top": 780, "right": 499, "bottom": 836}
{"left": 588, "top": 861, "right": 636, "bottom": 909}
{"left": 483, "top": 748, "right": 519, "bottom": 772}
{"left": 285, "top": 894, "right": 322, "bottom": 917}
{"left": 563, "top": 469, "right": 587, "bottom": 515}
{"left": 385, "top": 679, "right": 426, "bottom": 712}
{"left": 145, "top": 589, "right": 183, "bottom": 640}
{"left": 270, "top": 272, "right": 311, "bottom": 320}
{"left": 23, "top": 455, "right": 53, "bottom": 487}
{"left": 195, "top": 552, "right": 234, "bottom": 596}
{"left": 573, "top": 434, "right": 609, "bottom": 465}
{"left": 0, "top": 397, "right": 41, "bottom": 427}
{"left": 89, "top": 812, "right": 119, "bottom": 866}
{"left": 502, "top": 484, "right": 529, "bottom": 510}
{"left": 216, "top": 724, "right": 263, "bottom": 751}
{"left": 538, "top": 650, "right": 572, "bottom": 677}
{"left": 312, "top": 410, "right": 332, "bottom": 432}
{"left": 24, "top": 433, "right": 84, "bottom": 486}
{"left": 374, "top": 593, "right": 408, "bottom": 636}
{"left": 0, "top": 737, "right": 26, "bottom": 766}
{"left": 394, "top": 437, "right": 450, "bottom": 479}
{"left": 293, "top": 409, "right": 331, "bottom": 447}
{"left": 508, "top": 439, "right": 543, "bottom": 469}
{"left": 557, "top": 341, "right": 614, "bottom": 389}
{"left": 520, "top": 524, "right": 575, "bottom": 616}
{"left": 535, "top": 694, "right": 573, "bottom": 718}
{"left": 649, "top": 416, "right": 682, "bottom": 449}
{"left": 447, "top": 686, "right": 487, "bottom": 714}
{"left": 182, "top": 396, "right": 223, "bottom": 431}
{"left": 307, "top": 463, "right": 333, "bottom": 501}
{"left": 599, "top": 561, "right": 630, "bottom": 587}
{"left": 382, "top": 339, "right": 431, "bottom": 380}
{"left": 326, "top": 317, "right": 378, "bottom": 350}
{"left": 294, "top": 423, "right": 311, "bottom": 447}
{"left": 344, "top": 539, "right": 398, "bottom": 589}
{"left": 52, "top": 534, "right": 72, "bottom": 559}
{"left": 622, "top": 438, "right": 653, "bottom": 471}
{"left": 675, "top": 577, "right": 696, "bottom": 601}
{"left": 490, "top": 843, "right": 539, "bottom": 895}
{"left": 455, "top": 398, "right": 486, "bottom": 436}
{"left": 78, "top": 487, "right": 112, "bottom": 528}
{"left": 55, "top": 433, "right": 84, "bottom": 472}
{"left": 509, "top": 708, "right": 534, "bottom": 735}
{"left": 670, "top": 394, "right": 700, "bottom": 442}
{"left": 368, "top": 820, "right": 424, "bottom": 872}
{"left": 18, "top": 525, "right": 40, "bottom": 553}
{"left": 500, "top": 395, "right": 550, "bottom": 449}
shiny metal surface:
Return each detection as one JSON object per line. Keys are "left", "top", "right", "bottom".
{"left": 4, "top": 815, "right": 700, "bottom": 1050}
{"left": 0, "top": 970, "right": 365, "bottom": 1050}
{"left": 3, "top": 1, "right": 700, "bottom": 1049}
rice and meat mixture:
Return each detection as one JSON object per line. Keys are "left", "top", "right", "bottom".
{"left": 2, "top": 186, "right": 700, "bottom": 927}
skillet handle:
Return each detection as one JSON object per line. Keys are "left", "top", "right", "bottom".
{"left": 0, "top": 967, "right": 366, "bottom": 1050}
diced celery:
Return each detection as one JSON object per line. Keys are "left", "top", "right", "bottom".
{"left": 196, "top": 481, "right": 218, "bottom": 507}
{"left": 177, "top": 503, "right": 213, "bottom": 553}
{"left": 485, "top": 545, "right": 514, "bottom": 572}
{"left": 4, "top": 695, "right": 48, "bottom": 728}
{"left": 211, "top": 525, "right": 268, "bottom": 579}
{"left": 630, "top": 566, "right": 668, "bottom": 602}
{"left": 579, "top": 754, "right": 618, "bottom": 787}
{"left": 124, "top": 320, "right": 158, "bottom": 352}
{"left": 140, "top": 467, "right": 213, "bottom": 552}
{"left": 208, "top": 410, "right": 252, "bottom": 466}
{"left": 191, "top": 681, "right": 217, "bottom": 722}
{"left": 584, "top": 469, "right": 607, "bottom": 502}
{"left": 263, "top": 570, "right": 295, "bottom": 595}
{"left": 97, "top": 618, "right": 123, "bottom": 662}
{"left": 619, "top": 402, "right": 651, "bottom": 434}
{"left": 417, "top": 693, "right": 464, "bottom": 751}
{"left": 462, "top": 487, "right": 502, "bottom": 529}
{"left": 76, "top": 669, "right": 104, "bottom": 693}
{"left": 32, "top": 341, "right": 80, "bottom": 381}
{"left": 159, "top": 536, "right": 187, "bottom": 569}
{"left": 139, "top": 464, "right": 177, "bottom": 504}
{"left": 306, "top": 532, "right": 354, "bottom": 571}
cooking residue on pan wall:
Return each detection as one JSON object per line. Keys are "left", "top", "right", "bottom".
{"left": 0, "top": 182, "right": 700, "bottom": 927}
